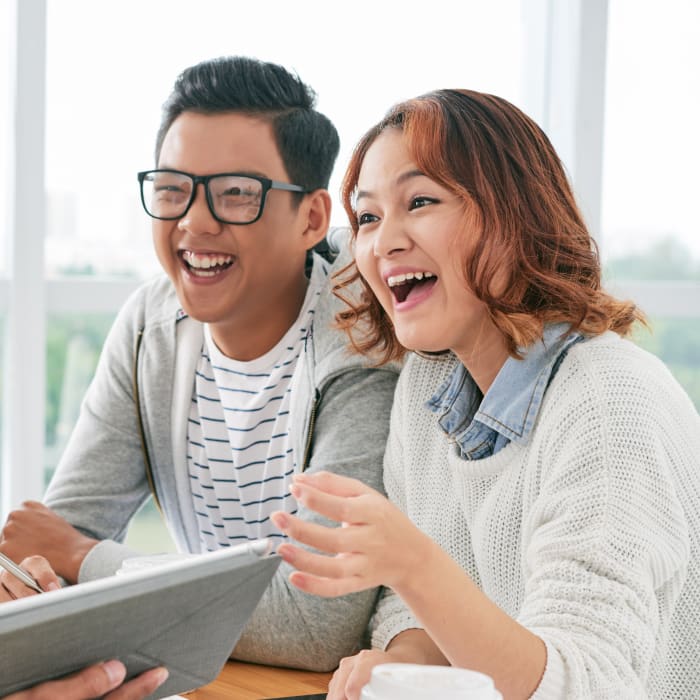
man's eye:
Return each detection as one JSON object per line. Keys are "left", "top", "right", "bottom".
{"left": 409, "top": 196, "right": 438, "bottom": 210}
{"left": 154, "top": 185, "right": 188, "bottom": 201}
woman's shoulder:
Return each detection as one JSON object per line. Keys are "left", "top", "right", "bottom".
{"left": 551, "top": 330, "right": 698, "bottom": 423}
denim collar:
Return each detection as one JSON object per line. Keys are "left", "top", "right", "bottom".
{"left": 426, "top": 322, "right": 583, "bottom": 460}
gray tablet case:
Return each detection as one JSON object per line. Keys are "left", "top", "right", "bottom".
{"left": 0, "top": 540, "right": 280, "bottom": 699}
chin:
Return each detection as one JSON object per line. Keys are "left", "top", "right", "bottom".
{"left": 396, "top": 332, "right": 447, "bottom": 355}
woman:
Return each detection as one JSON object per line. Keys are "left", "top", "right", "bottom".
{"left": 271, "top": 89, "right": 700, "bottom": 699}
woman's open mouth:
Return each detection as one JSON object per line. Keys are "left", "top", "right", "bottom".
{"left": 387, "top": 271, "right": 437, "bottom": 304}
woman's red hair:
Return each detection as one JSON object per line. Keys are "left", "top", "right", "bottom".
{"left": 334, "top": 89, "right": 644, "bottom": 364}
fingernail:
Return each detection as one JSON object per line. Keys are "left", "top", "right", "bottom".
{"left": 46, "top": 582, "right": 60, "bottom": 591}
{"left": 103, "top": 659, "right": 125, "bottom": 684}
{"left": 278, "top": 545, "right": 295, "bottom": 563}
{"left": 273, "top": 512, "right": 288, "bottom": 528}
{"left": 294, "top": 473, "right": 310, "bottom": 482}
{"left": 153, "top": 667, "right": 169, "bottom": 685}
{"left": 290, "top": 484, "right": 301, "bottom": 498}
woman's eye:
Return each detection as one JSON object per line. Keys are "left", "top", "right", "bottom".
{"left": 409, "top": 196, "right": 437, "bottom": 210}
{"left": 357, "top": 212, "right": 378, "bottom": 226}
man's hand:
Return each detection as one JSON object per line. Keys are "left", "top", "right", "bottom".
{"left": 0, "top": 555, "right": 61, "bottom": 601}
{"left": 0, "top": 502, "right": 98, "bottom": 584}
{"left": 3, "top": 660, "right": 168, "bottom": 700}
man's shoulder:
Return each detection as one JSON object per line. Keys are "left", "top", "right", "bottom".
{"left": 121, "top": 274, "right": 181, "bottom": 326}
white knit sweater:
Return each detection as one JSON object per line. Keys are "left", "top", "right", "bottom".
{"left": 370, "top": 332, "right": 700, "bottom": 699}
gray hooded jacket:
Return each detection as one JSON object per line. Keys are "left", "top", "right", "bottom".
{"left": 44, "top": 231, "right": 399, "bottom": 671}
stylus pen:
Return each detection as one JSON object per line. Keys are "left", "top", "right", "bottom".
{"left": 0, "top": 551, "right": 44, "bottom": 594}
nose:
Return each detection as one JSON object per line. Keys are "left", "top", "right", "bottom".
{"left": 372, "top": 216, "right": 412, "bottom": 259}
{"left": 177, "top": 183, "right": 223, "bottom": 235}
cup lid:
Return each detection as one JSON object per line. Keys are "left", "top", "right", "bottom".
{"left": 367, "top": 663, "right": 502, "bottom": 700}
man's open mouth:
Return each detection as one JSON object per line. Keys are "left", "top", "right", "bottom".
{"left": 387, "top": 271, "right": 437, "bottom": 303}
{"left": 180, "top": 250, "right": 235, "bottom": 277}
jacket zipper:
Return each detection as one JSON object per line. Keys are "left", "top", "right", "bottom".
{"left": 301, "top": 389, "right": 321, "bottom": 472}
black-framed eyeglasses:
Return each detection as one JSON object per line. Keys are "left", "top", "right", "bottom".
{"left": 137, "top": 169, "right": 308, "bottom": 225}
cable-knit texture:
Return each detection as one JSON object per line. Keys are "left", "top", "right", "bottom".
{"left": 370, "top": 332, "right": 700, "bottom": 699}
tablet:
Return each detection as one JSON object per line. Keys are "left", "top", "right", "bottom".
{"left": 0, "top": 539, "right": 280, "bottom": 699}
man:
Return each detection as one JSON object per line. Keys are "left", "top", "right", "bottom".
{"left": 0, "top": 56, "right": 398, "bottom": 671}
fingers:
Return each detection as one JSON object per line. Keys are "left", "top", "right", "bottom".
{"left": 20, "top": 556, "right": 61, "bottom": 592}
{"left": 5, "top": 660, "right": 126, "bottom": 700}
{"left": 271, "top": 512, "right": 349, "bottom": 554}
{"left": 288, "top": 570, "right": 363, "bottom": 598}
{"left": 295, "top": 471, "right": 374, "bottom": 498}
{"left": 327, "top": 650, "right": 388, "bottom": 700}
{"left": 104, "top": 667, "right": 169, "bottom": 700}
{"left": 0, "top": 581, "right": 17, "bottom": 602}
{"left": 19, "top": 500, "right": 50, "bottom": 512}
{"left": 278, "top": 543, "right": 359, "bottom": 579}
{"left": 0, "top": 555, "right": 59, "bottom": 600}
{"left": 276, "top": 541, "right": 368, "bottom": 597}
{"left": 3, "top": 662, "right": 169, "bottom": 700}
{"left": 291, "top": 481, "right": 368, "bottom": 526}
{"left": 0, "top": 571, "right": 36, "bottom": 601}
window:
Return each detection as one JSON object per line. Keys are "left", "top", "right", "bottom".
{"left": 2, "top": 0, "right": 527, "bottom": 540}
{"left": 601, "top": 0, "right": 700, "bottom": 410}
{"left": 7, "top": 1, "right": 693, "bottom": 552}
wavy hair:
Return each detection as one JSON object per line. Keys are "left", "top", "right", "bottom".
{"left": 334, "top": 89, "right": 644, "bottom": 364}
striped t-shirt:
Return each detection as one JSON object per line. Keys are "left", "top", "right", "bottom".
{"left": 187, "top": 272, "right": 323, "bottom": 551}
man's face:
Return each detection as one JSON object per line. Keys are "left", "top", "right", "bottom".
{"left": 154, "top": 112, "right": 313, "bottom": 359}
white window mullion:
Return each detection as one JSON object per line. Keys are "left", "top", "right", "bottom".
{"left": 1, "top": 0, "right": 47, "bottom": 520}
{"left": 522, "top": 0, "right": 609, "bottom": 243}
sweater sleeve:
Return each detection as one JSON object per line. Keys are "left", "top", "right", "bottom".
{"left": 232, "top": 367, "right": 398, "bottom": 672}
{"left": 369, "top": 367, "right": 423, "bottom": 650}
{"left": 521, "top": 348, "right": 690, "bottom": 698}
{"left": 44, "top": 286, "right": 154, "bottom": 580}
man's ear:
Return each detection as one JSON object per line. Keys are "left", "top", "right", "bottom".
{"left": 298, "top": 189, "right": 332, "bottom": 251}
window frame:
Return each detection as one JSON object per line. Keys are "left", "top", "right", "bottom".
{"left": 2, "top": 0, "right": 698, "bottom": 521}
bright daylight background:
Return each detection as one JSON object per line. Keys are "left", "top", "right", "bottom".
{"left": 1, "top": 0, "right": 698, "bottom": 551}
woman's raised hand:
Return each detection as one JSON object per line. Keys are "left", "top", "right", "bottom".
{"left": 271, "top": 471, "right": 434, "bottom": 597}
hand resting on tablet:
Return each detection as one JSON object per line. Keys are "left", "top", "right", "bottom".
{"left": 0, "top": 556, "right": 167, "bottom": 700}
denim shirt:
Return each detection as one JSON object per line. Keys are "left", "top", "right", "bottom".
{"left": 426, "top": 323, "right": 583, "bottom": 460}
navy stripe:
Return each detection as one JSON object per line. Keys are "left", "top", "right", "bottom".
{"left": 241, "top": 493, "right": 291, "bottom": 506}
{"left": 210, "top": 364, "right": 270, "bottom": 378}
{"left": 215, "top": 386, "right": 258, "bottom": 395}
{"left": 200, "top": 436, "right": 230, "bottom": 444}
{"left": 229, "top": 437, "right": 285, "bottom": 452}
{"left": 237, "top": 469, "right": 294, "bottom": 489}
{"left": 221, "top": 395, "right": 285, "bottom": 412}
{"left": 234, "top": 450, "right": 292, "bottom": 470}
{"left": 226, "top": 416, "right": 277, "bottom": 433}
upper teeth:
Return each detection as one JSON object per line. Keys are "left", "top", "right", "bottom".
{"left": 387, "top": 271, "right": 435, "bottom": 287}
{"left": 182, "top": 251, "right": 234, "bottom": 269}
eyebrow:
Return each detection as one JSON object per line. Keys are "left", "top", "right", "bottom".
{"left": 356, "top": 168, "right": 426, "bottom": 202}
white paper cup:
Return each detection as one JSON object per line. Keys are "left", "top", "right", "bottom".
{"left": 360, "top": 663, "right": 503, "bottom": 700}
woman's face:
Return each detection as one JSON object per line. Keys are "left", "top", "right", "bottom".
{"left": 353, "top": 128, "right": 500, "bottom": 362}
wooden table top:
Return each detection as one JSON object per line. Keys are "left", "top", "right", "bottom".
{"left": 186, "top": 660, "right": 331, "bottom": 699}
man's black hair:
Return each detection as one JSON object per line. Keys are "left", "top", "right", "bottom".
{"left": 155, "top": 56, "right": 340, "bottom": 194}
